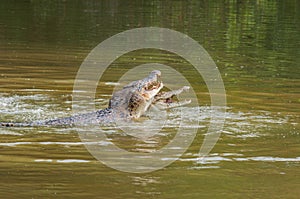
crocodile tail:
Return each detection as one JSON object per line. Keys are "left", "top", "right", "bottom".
{"left": 0, "top": 122, "right": 34, "bottom": 127}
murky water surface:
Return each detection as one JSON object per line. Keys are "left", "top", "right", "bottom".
{"left": 0, "top": 1, "right": 299, "bottom": 198}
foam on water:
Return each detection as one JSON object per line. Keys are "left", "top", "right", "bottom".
{"left": 0, "top": 93, "right": 298, "bottom": 167}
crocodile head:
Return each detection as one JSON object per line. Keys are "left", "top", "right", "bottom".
{"left": 109, "top": 70, "right": 163, "bottom": 119}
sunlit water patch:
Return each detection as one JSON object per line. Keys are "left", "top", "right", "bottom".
{"left": 179, "top": 153, "right": 300, "bottom": 167}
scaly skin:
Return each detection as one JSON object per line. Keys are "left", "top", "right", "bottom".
{"left": 1, "top": 70, "right": 190, "bottom": 127}
{"left": 1, "top": 108, "right": 113, "bottom": 127}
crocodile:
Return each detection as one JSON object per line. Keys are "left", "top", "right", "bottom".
{"left": 0, "top": 70, "right": 190, "bottom": 127}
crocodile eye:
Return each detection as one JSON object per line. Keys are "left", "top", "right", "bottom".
{"left": 165, "top": 98, "right": 173, "bottom": 103}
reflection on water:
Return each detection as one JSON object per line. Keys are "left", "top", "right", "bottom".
{"left": 0, "top": 0, "right": 299, "bottom": 198}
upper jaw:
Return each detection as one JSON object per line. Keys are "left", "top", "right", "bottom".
{"left": 142, "top": 71, "right": 163, "bottom": 100}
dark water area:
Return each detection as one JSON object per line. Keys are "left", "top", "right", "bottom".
{"left": 0, "top": 1, "right": 299, "bottom": 198}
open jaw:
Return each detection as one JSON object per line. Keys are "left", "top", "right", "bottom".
{"left": 143, "top": 70, "right": 162, "bottom": 90}
{"left": 126, "top": 71, "right": 164, "bottom": 119}
{"left": 145, "top": 80, "right": 162, "bottom": 91}
{"left": 143, "top": 80, "right": 163, "bottom": 99}
{"left": 140, "top": 70, "right": 163, "bottom": 100}
{"left": 128, "top": 71, "right": 191, "bottom": 118}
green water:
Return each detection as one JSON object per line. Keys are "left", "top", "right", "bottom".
{"left": 0, "top": 1, "right": 299, "bottom": 198}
